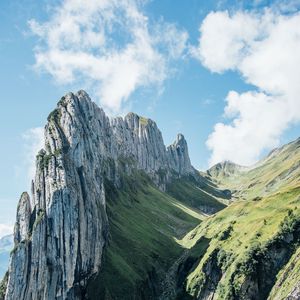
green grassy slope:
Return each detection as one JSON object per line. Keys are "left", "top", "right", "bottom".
{"left": 86, "top": 172, "right": 206, "bottom": 299}
{"left": 208, "top": 137, "right": 300, "bottom": 201}
{"left": 175, "top": 137, "right": 300, "bottom": 299}
{"left": 179, "top": 186, "right": 300, "bottom": 299}
{"left": 166, "top": 177, "right": 227, "bottom": 215}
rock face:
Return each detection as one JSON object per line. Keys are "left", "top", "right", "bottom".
{"left": 5, "top": 90, "right": 195, "bottom": 300}
{"left": 167, "top": 133, "right": 193, "bottom": 175}
{"left": 13, "top": 193, "right": 31, "bottom": 244}
{"left": 287, "top": 284, "right": 300, "bottom": 299}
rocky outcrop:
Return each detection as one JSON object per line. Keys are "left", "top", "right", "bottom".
{"left": 5, "top": 90, "right": 196, "bottom": 300}
{"left": 287, "top": 284, "right": 300, "bottom": 299}
{"left": 110, "top": 113, "right": 194, "bottom": 188}
{"left": 167, "top": 133, "right": 193, "bottom": 175}
{"left": 13, "top": 193, "right": 31, "bottom": 244}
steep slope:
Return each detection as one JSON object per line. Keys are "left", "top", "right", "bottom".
{"left": 86, "top": 172, "right": 204, "bottom": 299}
{"left": 207, "top": 161, "right": 247, "bottom": 182}
{"left": 174, "top": 137, "right": 300, "bottom": 299}
{"left": 179, "top": 186, "right": 300, "bottom": 299}
{"left": 2, "top": 90, "right": 226, "bottom": 300}
{"left": 268, "top": 244, "right": 300, "bottom": 299}
{"left": 166, "top": 177, "right": 227, "bottom": 214}
{"left": 208, "top": 138, "right": 300, "bottom": 200}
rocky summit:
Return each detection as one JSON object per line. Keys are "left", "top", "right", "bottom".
{"left": 1, "top": 91, "right": 300, "bottom": 300}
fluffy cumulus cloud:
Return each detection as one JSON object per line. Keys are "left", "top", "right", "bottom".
{"left": 22, "top": 127, "right": 44, "bottom": 181}
{"left": 193, "top": 9, "right": 300, "bottom": 166}
{"left": 29, "top": 0, "right": 188, "bottom": 114}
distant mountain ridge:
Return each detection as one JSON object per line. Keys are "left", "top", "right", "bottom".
{"left": 207, "top": 160, "right": 247, "bottom": 180}
{"left": 207, "top": 136, "right": 300, "bottom": 200}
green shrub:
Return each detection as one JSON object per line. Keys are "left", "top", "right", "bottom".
{"left": 218, "top": 224, "right": 233, "bottom": 241}
{"left": 57, "top": 96, "right": 67, "bottom": 107}
{"left": 47, "top": 108, "right": 61, "bottom": 123}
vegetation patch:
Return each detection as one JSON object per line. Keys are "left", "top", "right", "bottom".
{"left": 87, "top": 171, "right": 203, "bottom": 299}
{"left": 180, "top": 186, "right": 300, "bottom": 299}
{"left": 57, "top": 96, "right": 67, "bottom": 107}
{"left": 47, "top": 108, "right": 61, "bottom": 123}
{"left": 139, "top": 116, "right": 149, "bottom": 126}
{"left": 36, "top": 150, "right": 52, "bottom": 170}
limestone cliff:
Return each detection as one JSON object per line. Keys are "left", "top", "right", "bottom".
{"left": 5, "top": 90, "right": 195, "bottom": 300}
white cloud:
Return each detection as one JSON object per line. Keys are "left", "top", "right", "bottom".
{"left": 193, "top": 10, "right": 300, "bottom": 166}
{"left": 22, "top": 127, "right": 44, "bottom": 181}
{"left": 192, "top": 10, "right": 262, "bottom": 73}
{"left": 29, "top": 0, "right": 188, "bottom": 114}
{"left": 0, "top": 224, "right": 13, "bottom": 239}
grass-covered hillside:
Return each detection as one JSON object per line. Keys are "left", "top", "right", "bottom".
{"left": 166, "top": 176, "right": 228, "bottom": 214}
{"left": 179, "top": 185, "right": 300, "bottom": 299}
{"left": 174, "top": 137, "right": 300, "bottom": 299}
{"left": 86, "top": 171, "right": 222, "bottom": 299}
{"left": 3, "top": 133, "right": 299, "bottom": 299}
{"left": 207, "top": 137, "right": 300, "bottom": 201}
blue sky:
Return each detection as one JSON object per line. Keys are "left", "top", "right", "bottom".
{"left": 1, "top": 0, "right": 300, "bottom": 236}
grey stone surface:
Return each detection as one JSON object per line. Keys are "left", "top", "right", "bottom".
{"left": 5, "top": 90, "right": 195, "bottom": 300}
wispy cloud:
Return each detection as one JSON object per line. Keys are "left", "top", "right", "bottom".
{"left": 193, "top": 9, "right": 300, "bottom": 166}
{"left": 29, "top": 0, "right": 188, "bottom": 114}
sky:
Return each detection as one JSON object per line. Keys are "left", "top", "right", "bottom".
{"left": 0, "top": 0, "right": 300, "bottom": 237}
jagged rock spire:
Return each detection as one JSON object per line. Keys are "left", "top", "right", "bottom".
{"left": 14, "top": 192, "right": 32, "bottom": 244}
{"left": 167, "top": 133, "right": 193, "bottom": 175}
{"left": 5, "top": 90, "right": 195, "bottom": 300}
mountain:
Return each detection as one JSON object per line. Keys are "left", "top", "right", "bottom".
{"left": 0, "top": 235, "right": 13, "bottom": 279}
{"left": 1, "top": 91, "right": 227, "bottom": 300}
{"left": 207, "top": 160, "right": 247, "bottom": 180}
{"left": 1, "top": 90, "right": 299, "bottom": 300}
{"left": 208, "top": 138, "right": 300, "bottom": 201}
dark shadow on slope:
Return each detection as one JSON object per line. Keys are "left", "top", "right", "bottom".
{"left": 167, "top": 177, "right": 227, "bottom": 215}
{"left": 86, "top": 172, "right": 202, "bottom": 300}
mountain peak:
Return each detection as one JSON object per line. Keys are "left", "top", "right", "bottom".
{"left": 167, "top": 133, "right": 193, "bottom": 175}
{"left": 207, "top": 160, "right": 245, "bottom": 179}
{"left": 5, "top": 91, "right": 196, "bottom": 300}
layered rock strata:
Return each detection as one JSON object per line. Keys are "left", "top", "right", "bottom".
{"left": 5, "top": 90, "right": 195, "bottom": 300}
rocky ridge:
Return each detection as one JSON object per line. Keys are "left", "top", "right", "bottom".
{"left": 4, "top": 90, "right": 197, "bottom": 300}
